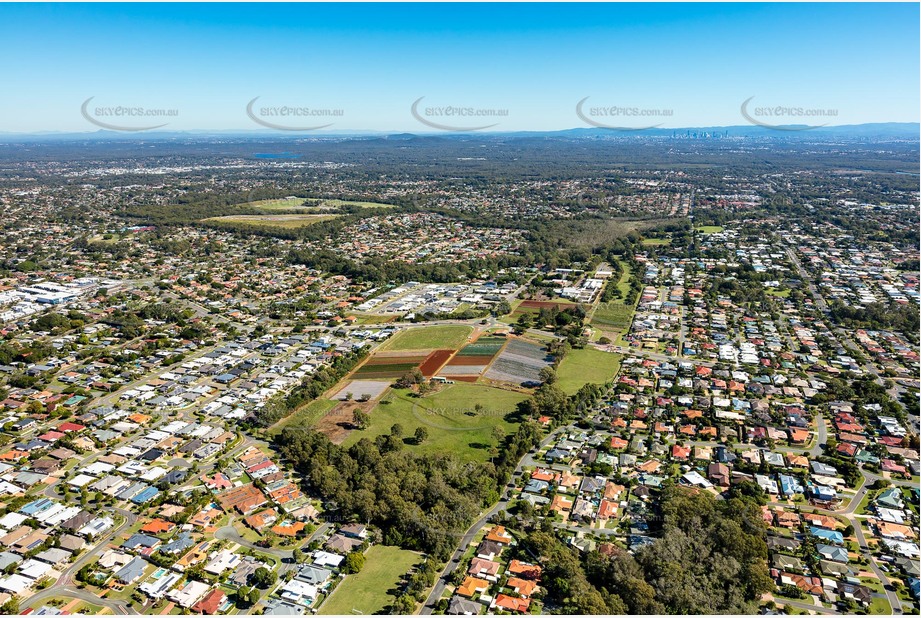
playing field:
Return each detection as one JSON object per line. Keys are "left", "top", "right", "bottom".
{"left": 343, "top": 383, "right": 527, "bottom": 461}
{"left": 204, "top": 213, "right": 339, "bottom": 229}
{"left": 380, "top": 325, "right": 473, "bottom": 351}
{"left": 319, "top": 545, "right": 421, "bottom": 615}
{"left": 696, "top": 225, "right": 724, "bottom": 234}
{"left": 556, "top": 347, "right": 622, "bottom": 394}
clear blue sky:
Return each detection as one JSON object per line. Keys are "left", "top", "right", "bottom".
{"left": 1, "top": 2, "right": 917, "bottom": 132}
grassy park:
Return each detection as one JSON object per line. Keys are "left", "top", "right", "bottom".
{"left": 556, "top": 347, "right": 622, "bottom": 394}
{"left": 343, "top": 383, "right": 526, "bottom": 461}
{"left": 319, "top": 545, "right": 422, "bottom": 615}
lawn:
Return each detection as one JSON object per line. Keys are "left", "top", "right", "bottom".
{"left": 343, "top": 384, "right": 527, "bottom": 461}
{"left": 556, "top": 347, "right": 622, "bottom": 394}
{"left": 766, "top": 288, "right": 791, "bottom": 298}
{"left": 204, "top": 213, "right": 339, "bottom": 229}
{"left": 641, "top": 237, "right": 671, "bottom": 246}
{"left": 380, "top": 325, "right": 473, "bottom": 351}
{"left": 613, "top": 258, "right": 635, "bottom": 297}
{"left": 867, "top": 595, "right": 891, "bottom": 615}
{"left": 591, "top": 301, "right": 636, "bottom": 330}
{"left": 268, "top": 398, "right": 338, "bottom": 436}
{"left": 696, "top": 225, "right": 724, "bottom": 234}
{"left": 319, "top": 545, "right": 422, "bottom": 615}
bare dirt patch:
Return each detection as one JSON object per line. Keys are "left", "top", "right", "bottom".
{"left": 315, "top": 400, "right": 374, "bottom": 444}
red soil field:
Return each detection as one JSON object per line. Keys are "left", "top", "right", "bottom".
{"left": 419, "top": 349, "right": 454, "bottom": 376}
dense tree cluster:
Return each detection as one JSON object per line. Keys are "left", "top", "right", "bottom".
{"left": 519, "top": 487, "right": 772, "bottom": 614}
{"left": 274, "top": 419, "right": 542, "bottom": 560}
{"left": 828, "top": 300, "right": 919, "bottom": 342}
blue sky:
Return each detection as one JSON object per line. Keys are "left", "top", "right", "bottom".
{"left": 0, "top": 2, "right": 917, "bottom": 132}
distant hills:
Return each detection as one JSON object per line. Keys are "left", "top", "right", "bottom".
{"left": 0, "top": 122, "right": 917, "bottom": 142}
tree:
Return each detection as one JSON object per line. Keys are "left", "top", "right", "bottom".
{"left": 249, "top": 566, "right": 277, "bottom": 589}
{"left": 353, "top": 409, "right": 370, "bottom": 430}
{"left": 413, "top": 426, "right": 428, "bottom": 444}
{"left": 0, "top": 598, "right": 18, "bottom": 615}
{"left": 390, "top": 423, "right": 404, "bottom": 439}
{"left": 344, "top": 550, "right": 366, "bottom": 574}
{"left": 396, "top": 368, "right": 424, "bottom": 389}
{"left": 292, "top": 548, "right": 304, "bottom": 564}
{"left": 392, "top": 594, "right": 416, "bottom": 614}
{"left": 539, "top": 366, "right": 558, "bottom": 385}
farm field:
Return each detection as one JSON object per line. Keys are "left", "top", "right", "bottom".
{"left": 380, "top": 325, "right": 473, "bottom": 351}
{"left": 203, "top": 213, "right": 339, "bottom": 229}
{"left": 343, "top": 384, "right": 527, "bottom": 461}
{"left": 418, "top": 349, "right": 454, "bottom": 376}
{"left": 319, "top": 545, "right": 421, "bottom": 615}
{"left": 483, "top": 337, "right": 553, "bottom": 385}
{"left": 591, "top": 301, "right": 636, "bottom": 330}
{"left": 351, "top": 351, "right": 429, "bottom": 379}
{"left": 556, "top": 347, "right": 622, "bottom": 394}
{"left": 438, "top": 335, "right": 507, "bottom": 381}
{"left": 455, "top": 335, "right": 506, "bottom": 356}
{"left": 352, "top": 363, "right": 420, "bottom": 379}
